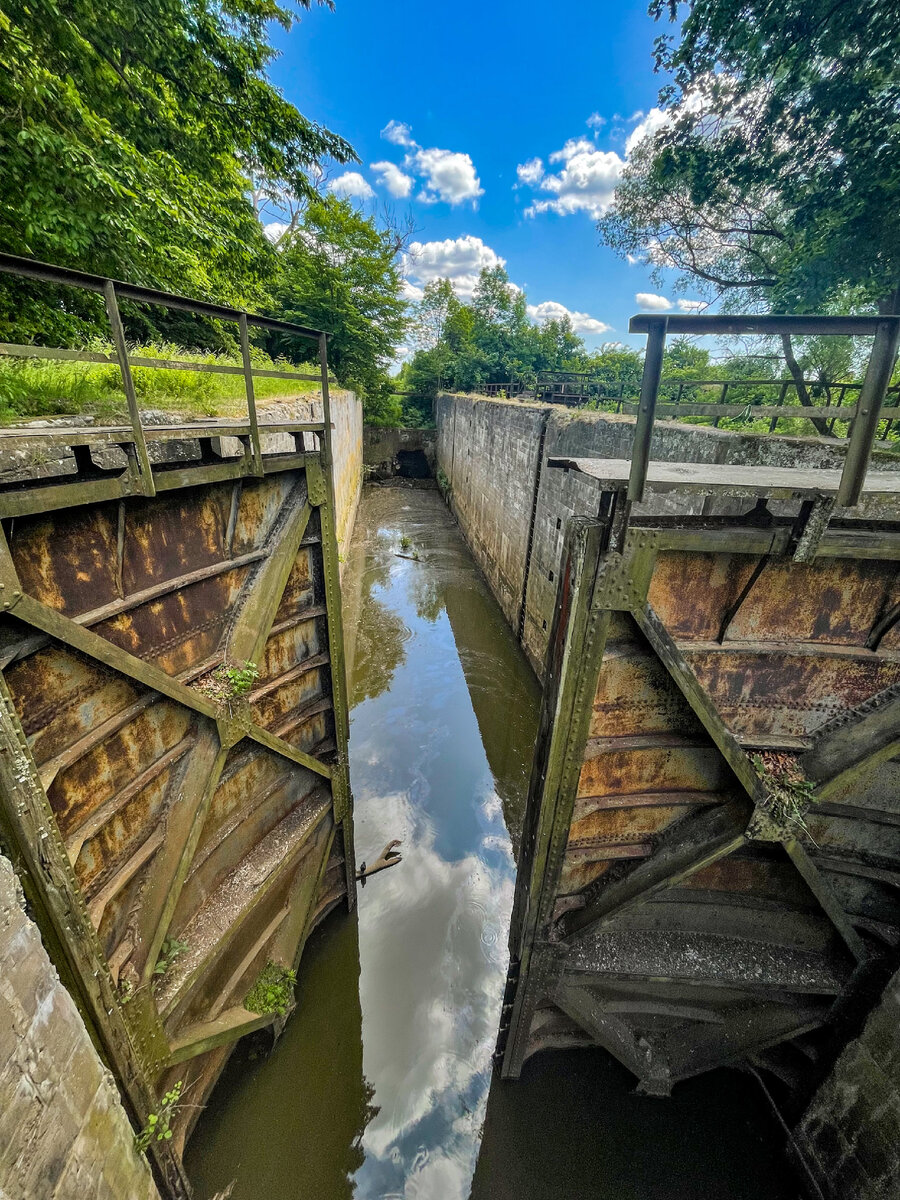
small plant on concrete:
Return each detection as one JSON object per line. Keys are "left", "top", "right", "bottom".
{"left": 134, "top": 1081, "right": 183, "bottom": 1154}
{"left": 751, "top": 752, "right": 817, "bottom": 841}
{"left": 399, "top": 535, "right": 412, "bottom": 550}
{"left": 153, "top": 937, "right": 188, "bottom": 981}
{"left": 244, "top": 961, "right": 296, "bottom": 1017}
{"left": 436, "top": 467, "right": 451, "bottom": 498}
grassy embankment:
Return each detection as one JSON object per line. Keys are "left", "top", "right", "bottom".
{"left": 0, "top": 344, "right": 322, "bottom": 425}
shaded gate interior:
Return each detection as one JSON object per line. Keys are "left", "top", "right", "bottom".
{"left": 501, "top": 312, "right": 900, "bottom": 1115}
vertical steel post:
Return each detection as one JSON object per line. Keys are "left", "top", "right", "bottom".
{"left": 627, "top": 318, "right": 667, "bottom": 502}
{"left": 103, "top": 280, "right": 155, "bottom": 496}
{"left": 837, "top": 317, "right": 900, "bottom": 507}
{"left": 238, "top": 313, "right": 264, "bottom": 475}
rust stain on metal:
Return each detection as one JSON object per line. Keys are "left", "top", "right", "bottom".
{"left": 0, "top": 461, "right": 350, "bottom": 1166}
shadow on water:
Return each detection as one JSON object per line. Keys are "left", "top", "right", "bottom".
{"left": 185, "top": 485, "right": 797, "bottom": 1200}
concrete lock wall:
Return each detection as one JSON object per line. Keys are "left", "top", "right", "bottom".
{"left": 329, "top": 391, "right": 364, "bottom": 564}
{"left": 0, "top": 852, "right": 160, "bottom": 1200}
{"left": 436, "top": 393, "right": 900, "bottom": 676}
{"left": 794, "top": 967, "right": 900, "bottom": 1198}
{"left": 362, "top": 426, "right": 436, "bottom": 480}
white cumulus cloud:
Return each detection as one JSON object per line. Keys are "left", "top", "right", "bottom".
{"left": 409, "top": 147, "right": 483, "bottom": 206}
{"left": 327, "top": 171, "right": 375, "bottom": 200}
{"left": 527, "top": 300, "right": 611, "bottom": 335}
{"left": 371, "top": 160, "right": 414, "bottom": 199}
{"left": 677, "top": 298, "right": 707, "bottom": 312}
{"left": 381, "top": 119, "right": 415, "bottom": 147}
{"left": 376, "top": 120, "right": 484, "bottom": 207}
{"left": 636, "top": 292, "right": 673, "bottom": 311}
{"left": 403, "top": 235, "right": 504, "bottom": 299}
{"left": 522, "top": 138, "right": 625, "bottom": 219}
{"left": 401, "top": 279, "right": 424, "bottom": 302}
{"left": 263, "top": 221, "right": 288, "bottom": 244}
{"left": 516, "top": 157, "right": 544, "bottom": 186}
{"left": 587, "top": 112, "right": 607, "bottom": 130}
{"left": 625, "top": 107, "right": 670, "bottom": 155}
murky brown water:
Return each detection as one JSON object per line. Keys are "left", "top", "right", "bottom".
{"left": 186, "top": 486, "right": 797, "bottom": 1200}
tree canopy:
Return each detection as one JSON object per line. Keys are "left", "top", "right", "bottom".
{"left": 266, "top": 195, "right": 409, "bottom": 417}
{"left": 402, "top": 267, "right": 587, "bottom": 397}
{"left": 0, "top": 0, "right": 355, "bottom": 342}
{"left": 600, "top": 0, "right": 900, "bottom": 314}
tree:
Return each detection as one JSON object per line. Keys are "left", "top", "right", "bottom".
{"left": 601, "top": 0, "right": 900, "bottom": 312}
{"left": 0, "top": 0, "right": 355, "bottom": 343}
{"left": 267, "top": 195, "right": 408, "bottom": 419}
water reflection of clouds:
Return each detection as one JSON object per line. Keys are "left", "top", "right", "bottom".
{"left": 352, "top": 782, "right": 514, "bottom": 1199}
{"left": 346, "top": 494, "right": 535, "bottom": 1200}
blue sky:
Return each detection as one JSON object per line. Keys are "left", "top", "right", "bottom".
{"left": 265, "top": 0, "right": 701, "bottom": 352}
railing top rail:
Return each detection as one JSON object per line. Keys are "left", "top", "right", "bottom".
{"left": 630, "top": 313, "right": 900, "bottom": 337}
{"left": 625, "top": 311, "right": 900, "bottom": 510}
{"left": 0, "top": 252, "right": 327, "bottom": 342}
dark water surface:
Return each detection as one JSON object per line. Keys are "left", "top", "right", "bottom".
{"left": 186, "top": 486, "right": 796, "bottom": 1200}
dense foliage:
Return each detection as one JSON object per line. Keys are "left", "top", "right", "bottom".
{"left": 266, "top": 196, "right": 409, "bottom": 418}
{"left": 601, "top": 0, "right": 900, "bottom": 314}
{"left": 0, "top": 0, "right": 354, "bottom": 344}
{"left": 401, "top": 268, "right": 591, "bottom": 398}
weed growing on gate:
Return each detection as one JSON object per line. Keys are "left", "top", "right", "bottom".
{"left": 244, "top": 961, "right": 297, "bottom": 1017}
{"left": 751, "top": 751, "right": 818, "bottom": 841}
{"left": 193, "top": 659, "right": 261, "bottom": 717}
{"left": 153, "top": 937, "right": 189, "bottom": 984}
{"left": 135, "top": 1081, "right": 183, "bottom": 1154}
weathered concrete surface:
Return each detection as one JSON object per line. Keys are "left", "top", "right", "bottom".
{"left": 436, "top": 394, "right": 900, "bottom": 674}
{"left": 363, "top": 425, "right": 435, "bottom": 481}
{"left": 329, "top": 392, "right": 363, "bottom": 565}
{"left": 0, "top": 852, "right": 160, "bottom": 1200}
{"left": 794, "top": 966, "right": 900, "bottom": 1199}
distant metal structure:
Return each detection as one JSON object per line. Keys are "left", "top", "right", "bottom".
{"left": 532, "top": 359, "right": 900, "bottom": 438}
{"left": 481, "top": 380, "right": 530, "bottom": 399}
{"left": 534, "top": 370, "right": 613, "bottom": 406}
{"left": 0, "top": 255, "right": 355, "bottom": 1197}
{"left": 500, "top": 312, "right": 900, "bottom": 1119}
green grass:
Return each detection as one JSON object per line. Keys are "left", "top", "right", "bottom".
{"left": 0, "top": 342, "right": 321, "bottom": 424}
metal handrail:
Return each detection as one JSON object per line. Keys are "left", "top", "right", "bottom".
{"left": 0, "top": 253, "right": 335, "bottom": 495}
{"left": 627, "top": 312, "right": 900, "bottom": 507}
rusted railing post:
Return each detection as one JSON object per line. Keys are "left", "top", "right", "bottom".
{"left": 238, "top": 313, "right": 264, "bottom": 475}
{"left": 837, "top": 317, "right": 900, "bottom": 507}
{"left": 103, "top": 280, "right": 155, "bottom": 496}
{"left": 628, "top": 317, "right": 668, "bottom": 502}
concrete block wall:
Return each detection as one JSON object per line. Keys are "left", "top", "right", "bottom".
{"left": 436, "top": 393, "right": 898, "bottom": 675}
{"left": 794, "top": 967, "right": 900, "bottom": 1199}
{"left": 435, "top": 394, "right": 547, "bottom": 635}
{"left": 0, "top": 852, "right": 160, "bottom": 1200}
{"left": 363, "top": 425, "right": 436, "bottom": 478}
{"left": 329, "top": 390, "right": 363, "bottom": 564}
